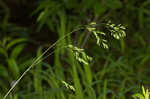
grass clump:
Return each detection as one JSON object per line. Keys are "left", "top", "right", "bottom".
{"left": 132, "top": 86, "right": 149, "bottom": 99}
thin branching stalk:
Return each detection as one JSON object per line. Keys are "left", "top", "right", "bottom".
{"left": 3, "top": 26, "right": 84, "bottom": 99}
{"left": 3, "top": 21, "right": 124, "bottom": 99}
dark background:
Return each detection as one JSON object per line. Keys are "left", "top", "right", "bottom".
{"left": 0, "top": 0, "right": 150, "bottom": 99}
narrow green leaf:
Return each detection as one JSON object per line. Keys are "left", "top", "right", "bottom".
{"left": 0, "top": 47, "right": 8, "bottom": 58}
{"left": 6, "top": 38, "right": 27, "bottom": 50}
{"left": 7, "top": 58, "right": 20, "bottom": 79}
{"left": 0, "top": 64, "right": 9, "bottom": 78}
{"left": 145, "top": 89, "right": 149, "bottom": 99}
{"left": 10, "top": 44, "right": 26, "bottom": 59}
{"left": 132, "top": 93, "right": 144, "bottom": 99}
{"left": 142, "top": 86, "right": 146, "bottom": 96}
{"left": 37, "top": 11, "right": 45, "bottom": 22}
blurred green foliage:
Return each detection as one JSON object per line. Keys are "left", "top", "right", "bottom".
{"left": 0, "top": 0, "right": 150, "bottom": 99}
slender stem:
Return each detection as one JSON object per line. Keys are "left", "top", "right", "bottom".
{"left": 81, "top": 31, "right": 91, "bottom": 48}
{"left": 3, "top": 26, "right": 84, "bottom": 99}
